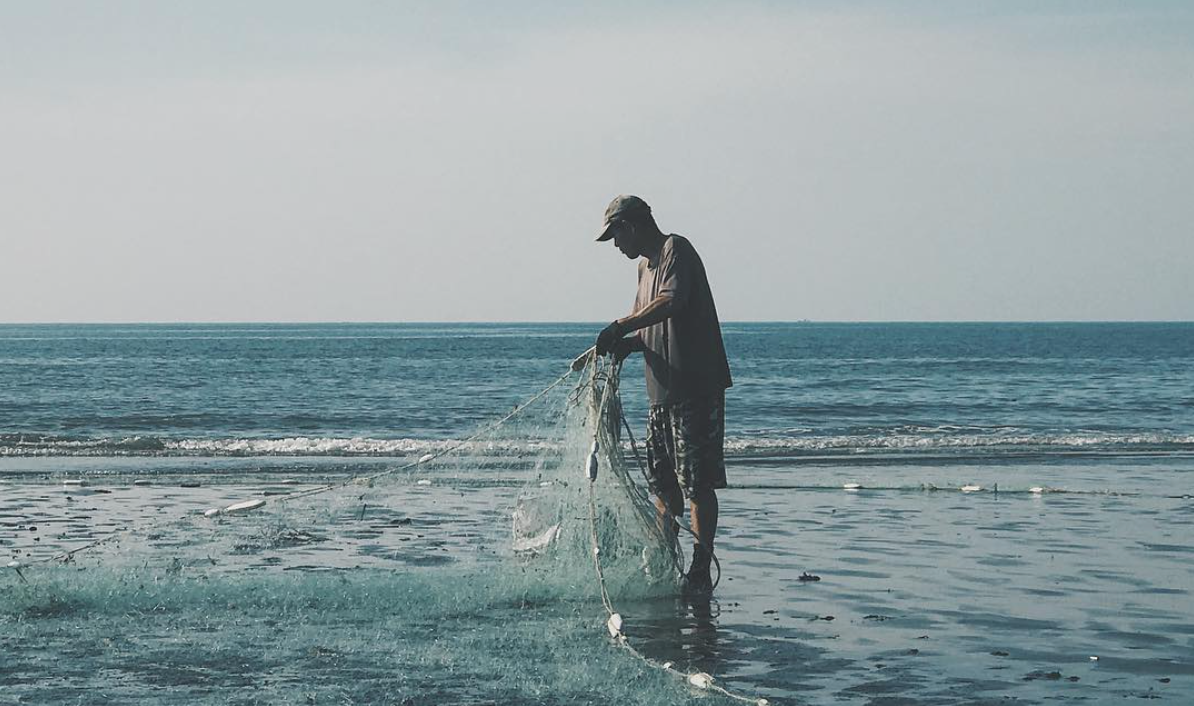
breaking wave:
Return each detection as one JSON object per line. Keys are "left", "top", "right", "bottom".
{"left": 3, "top": 431, "right": 1193, "bottom": 459}
{"left": 724, "top": 431, "right": 1194, "bottom": 456}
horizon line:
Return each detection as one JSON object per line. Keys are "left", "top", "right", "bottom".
{"left": 2, "top": 319, "right": 1192, "bottom": 326}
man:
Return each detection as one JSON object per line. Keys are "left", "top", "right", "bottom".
{"left": 593, "top": 194, "right": 732, "bottom": 595}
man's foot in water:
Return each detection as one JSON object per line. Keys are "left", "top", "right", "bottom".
{"left": 683, "top": 567, "right": 714, "bottom": 596}
{"left": 682, "top": 544, "right": 714, "bottom": 596}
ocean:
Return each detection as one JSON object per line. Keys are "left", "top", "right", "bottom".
{"left": 3, "top": 322, "right": 1193, "bottom": 704}
{"left": 3, "top": 322, "right": 1192, "bottom": 460}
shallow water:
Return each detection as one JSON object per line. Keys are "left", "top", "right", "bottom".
{"left": 4, "top": 454, "right": 1192, "bottom": 704}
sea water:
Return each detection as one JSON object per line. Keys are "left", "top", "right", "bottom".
{"left": 2, "top": 322, "right": 1193, "bottom": 704}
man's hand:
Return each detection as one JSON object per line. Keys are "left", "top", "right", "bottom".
{"left": 595, "top": 320, "right": 624, "bottom": 356}
{"left": 611, "top": 336, "right": 638, "bottom": 363}
{"left": 597, "top": 294, "right": 676, "bottom": 357}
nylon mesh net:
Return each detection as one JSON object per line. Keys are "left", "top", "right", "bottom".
{"left": 3, "top": 353, "right": 706, "bottom": 704}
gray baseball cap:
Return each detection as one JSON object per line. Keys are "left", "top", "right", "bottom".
{"left": 596, "top": 194, "right": 651, "bottom": 242}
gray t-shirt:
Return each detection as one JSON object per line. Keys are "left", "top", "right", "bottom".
{"left": 634, "top": 235, "right": 732, "bottom": 405}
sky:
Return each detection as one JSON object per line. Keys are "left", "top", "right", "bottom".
{"left": 1, "top": 1, "right": 1192, "bottom": 322}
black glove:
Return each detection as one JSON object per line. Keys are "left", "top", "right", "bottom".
{"left": 595, "top": 320, "right": 624, "bottom": 356}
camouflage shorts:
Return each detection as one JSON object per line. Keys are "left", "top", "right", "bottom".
{"left": 645, "top": 392, "right": 727, "bottom": 499}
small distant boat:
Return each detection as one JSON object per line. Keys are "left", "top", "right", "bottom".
{"left": 960, "top": 485, "right": 982, "bottom": 493}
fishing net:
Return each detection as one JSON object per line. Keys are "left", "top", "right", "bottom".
{"left": 2, "top": 352, "right": 752, "bottom": 705}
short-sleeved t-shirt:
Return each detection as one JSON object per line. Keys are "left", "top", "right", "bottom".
{"left": 634, "top": 235, "right": 732, "bottom": 405}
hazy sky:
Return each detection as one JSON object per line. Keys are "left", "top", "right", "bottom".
{"left": 2, "top": 1, "right": 1192, "bottom": 322}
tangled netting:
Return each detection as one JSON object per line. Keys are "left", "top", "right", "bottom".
{"left": 3, "top": 351, "right": 770, "bottom": 704}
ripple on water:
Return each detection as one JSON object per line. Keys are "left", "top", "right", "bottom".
{"left": 5, "top": 460, "right": 1194, "bottom": 703}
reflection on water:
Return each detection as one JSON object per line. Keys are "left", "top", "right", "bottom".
{"left": 630, "top": 596, "right": 725, "bottom": 676}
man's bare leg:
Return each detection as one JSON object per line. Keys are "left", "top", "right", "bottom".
{"left": 689, "top": 487, "right": 718, "bottom": 551}
{"left": 655, "top": 487, "right": 684, "bottom": 540}
{"left": 680, "top": 487, "right": 718, "bottom": 593}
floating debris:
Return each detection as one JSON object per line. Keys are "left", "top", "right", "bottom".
{"left": 798, "top": 572, "right": 821, "bottom": 582}
{"left": 271, "top": 529, "right": 328, "bottom": 548}
{"left": 1023, "top": 670, "right": 1063, "bottom": 681}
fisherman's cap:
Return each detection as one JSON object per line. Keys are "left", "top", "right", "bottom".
{"left": 596, "top": 194, "right": 651, "bottom": 242}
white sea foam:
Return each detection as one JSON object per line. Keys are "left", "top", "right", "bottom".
{"left": 2, "top": 432, "right": 1192, "bottom": 458}
{"left": 0, "top": 435, "right": 556, "bottom": 457}
{"left": 722, "top": 432, "right": 1194, "bottom": 456}
{"left": 167, "top": 436, "right": 433, "bottom": 455}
